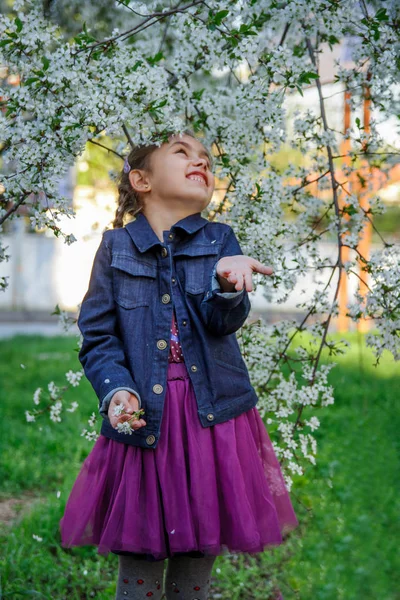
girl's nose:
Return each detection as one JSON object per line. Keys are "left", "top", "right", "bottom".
{"left": 193, "top": 156, "right": 208, "bottom": 169}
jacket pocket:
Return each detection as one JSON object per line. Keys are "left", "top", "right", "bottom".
{"left": 111, "top": 253, "right": 157, "bottom": 309}
{"left": 212, "top": 358, "right": 252, "bottom": 402}
{"left": 175, "top": 244, "right": 220, "bottom": 295}
{"left": 213, "top": 342, "right": 249, "bottom": 374}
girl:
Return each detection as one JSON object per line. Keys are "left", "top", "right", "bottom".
{"left": 60, "top": 129, "right": 299, "bottom": 600}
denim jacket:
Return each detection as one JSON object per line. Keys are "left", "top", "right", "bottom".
{"left": 78, "top": 211, "right": 259, "bottom": 449}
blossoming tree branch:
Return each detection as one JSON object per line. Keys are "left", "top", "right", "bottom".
{"left": 1, "top": 0, "right": 399, "bottom": 490}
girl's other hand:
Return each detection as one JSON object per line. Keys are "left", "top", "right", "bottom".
{"left": 108, "top": 390, "right": 147, "bottom": 430}
{"left": 216, "top": 255, "right": 274, "bottom": 293}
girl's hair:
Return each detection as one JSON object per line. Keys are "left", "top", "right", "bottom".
{"left": 112, "top": 128, "right": 214, "bottom": 229}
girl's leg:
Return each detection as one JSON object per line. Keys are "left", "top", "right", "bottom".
{"left": 164, "top": 554, "right": 216, "bottom": 600}
{"left": 115, "top": 555, "right": 165, "bottom": 600}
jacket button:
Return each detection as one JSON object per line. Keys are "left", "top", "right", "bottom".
{"left": 161, "top": 247, "right": 168, "bottom": 257}
{"left": 207, "top": 413, "right": 215, "bottom": 421}
{"left": 146, "top": 435, "right": 156, "bottom": 445}
{"left": 182, "top": 320, "right": 187, "bottom": 326}
{"left": 190, "top": 365, "right": 197, "bottom": 372}
{"left": 157, "top": 339, "right": 167, "bottom": 350}
{"left": 153, "top": 384, "right": 163, "bottom": 394}
{"left": 168, "top": 232, "right": 174, "bottom": 240}
{"left": 162, "top": 293, "right": 171, "bottom": 303}
{"left": 171, "top": 277, "right": 176, "bottom": 284}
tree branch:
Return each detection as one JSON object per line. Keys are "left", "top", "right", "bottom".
{"left": 73, "top": 0, "right": 205, "bottom": 55}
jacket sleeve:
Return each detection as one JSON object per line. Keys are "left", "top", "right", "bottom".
{"left": 78, "top": 230, "right": 141, "bottom": 420}
{"left": 199, "top": 226, "right": 251, "bottom": 336}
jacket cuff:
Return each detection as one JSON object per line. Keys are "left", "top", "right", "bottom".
{"left": 99, "top": 387, "right": 142, "bottom": 420}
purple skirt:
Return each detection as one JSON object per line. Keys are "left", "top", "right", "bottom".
{"left": 59, "top": 361, "right": 299, "bottom": 561}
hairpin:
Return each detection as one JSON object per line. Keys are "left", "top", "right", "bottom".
{"left": 123, "top": 157, "right": 131, "bottom": 173}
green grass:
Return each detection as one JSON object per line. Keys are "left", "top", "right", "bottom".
{"left": 0, "top": 333, "right": 399, "bottom": 599}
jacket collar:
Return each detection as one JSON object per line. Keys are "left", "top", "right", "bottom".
{"left": 124, "top": 211, "right": 209, "bottom": 254}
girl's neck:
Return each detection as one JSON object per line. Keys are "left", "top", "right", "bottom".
{"left": 142, "top": 206, "right": 199, "bottom": 243}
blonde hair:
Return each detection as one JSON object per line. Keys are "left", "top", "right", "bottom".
{"left": 112, "top": 128, "right": 213, "bottom": 229}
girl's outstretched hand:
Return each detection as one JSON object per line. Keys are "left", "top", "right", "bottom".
{"left": 216, "top": 255, "right": 274, "bottom": 293}
{"left": 108, "top": 390, "right": 146, "bottom": 430}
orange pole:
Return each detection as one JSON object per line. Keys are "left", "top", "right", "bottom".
{"left": 337, "top": 89, "right": 352, "bottom": 333}
{"left": 356, "top": 81, "right": 372, "bottom": 334}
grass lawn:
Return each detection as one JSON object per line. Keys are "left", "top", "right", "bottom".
{"left": 0, "top": 333, "right": 398, "bottom": 599}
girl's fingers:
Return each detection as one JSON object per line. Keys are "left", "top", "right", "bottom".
{"left": 117, "top": 413, "right": 146, "bottom": 429}
{"left": 122, "top": 401, "right": 134, "bottom": 414}
{"left": 219, "top": 258, "right": 273, "bottom": 279}
{"left": 244, "top": 270, "right": 253, "bottom": 292}
{"left": 112, "top": 398, "right": 133, "bottom": 414}
{"left": 252, "top": 259, "right": 274, "bottom": 275}
{"left": 235, "top": 271, "right": 245, "bottom": 291}
{"left": 109, "top": 394, "right": 145, "bottom": 429}
{"left": 129, "top": 418, "right": 147, "bottom": 430}
{"left": 226, "top": 270, "right": 252, "bottom": 291}
{"left": 263, "top": 266, "right": 274, "bottom": 275}
{"left": 231, "top": 270, "right": 254, "bottom": 292}
{"left": 130, "top": 421, "right": 141, "bottom": 430}
{"left": 227, "top": 270, "right": 238, "bottom": 288}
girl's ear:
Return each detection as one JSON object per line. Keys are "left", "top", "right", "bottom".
{"left": 128, "top": 170, "right": 151, "bottom": 193}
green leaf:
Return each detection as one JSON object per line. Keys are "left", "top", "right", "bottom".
{"left": 375, "top": 8, "right": 388, "bottom": 22}
{"left": 293, "top": 44, "right": 305, "bottom": 58}
{"left": 221, "top": 154, "right": 230, "bottom": 167}
{"left": 192, "top": 88, "right": 205, "bottom": 101}
{"left": 42, "top": 56, "right": 50, "bottom": 71}
{"left": 15, "top": 16, "right": 23, "bottom": 32}
{"left": 151, "top": 99, "right": 167, "bottom": 110}
{"left": 146, "top": 51, "right": 164, "bottom": 66}
{"left": 51, "top": 304, "right": 61, "bottom": 316}
{"left": 342, "top": 204, "right": 357, "bottom": 216}
{"left": 328, "top": 35, "right": 339, "bottom": 45}
{"left": 214, "top": 10, "right": 229, "bottom": 26}
{"left": 24, "top": 77, "right": 40, "bottom": 86}
{"left": 298, "top": 71, "right": 319, "bottom": 85}
{"left": 131, "top": 60, "right": 143, "bottom": 71}
{"left": 355, "top": 117, "right": 361, "bottom": 128}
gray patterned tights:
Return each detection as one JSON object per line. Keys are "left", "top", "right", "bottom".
{"left": 115, "top": 554, "right": 217, "bottom": 600}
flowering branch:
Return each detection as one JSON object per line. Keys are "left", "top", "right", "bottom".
{"left": 1, "top": 0, "right": 399, "bottom": 491}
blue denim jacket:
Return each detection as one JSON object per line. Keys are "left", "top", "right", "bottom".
{"left": 78, "top": 211, "right": 259, "bottom": 449}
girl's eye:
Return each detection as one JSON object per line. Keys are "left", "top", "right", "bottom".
{"left": 176, "top": 148, "right": 211, "bottom": 170}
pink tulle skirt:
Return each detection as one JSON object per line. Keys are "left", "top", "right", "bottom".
{"left": 59, "top": 361, "right": 299, "bottom": 561}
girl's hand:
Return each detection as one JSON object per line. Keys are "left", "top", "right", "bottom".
{"left": 108, "top": 390, "right": 147, "bottom": 430}
{"left": 216, "top": 255, "right": 274, "bottom": 293}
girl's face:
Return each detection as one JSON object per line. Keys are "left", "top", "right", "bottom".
{"left": 130, "top": 134, "right": 215, "bottom": 213}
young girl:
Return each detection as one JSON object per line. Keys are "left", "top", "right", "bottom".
{"left": 60, "top": 129, "right": 299, "bottom": 600}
